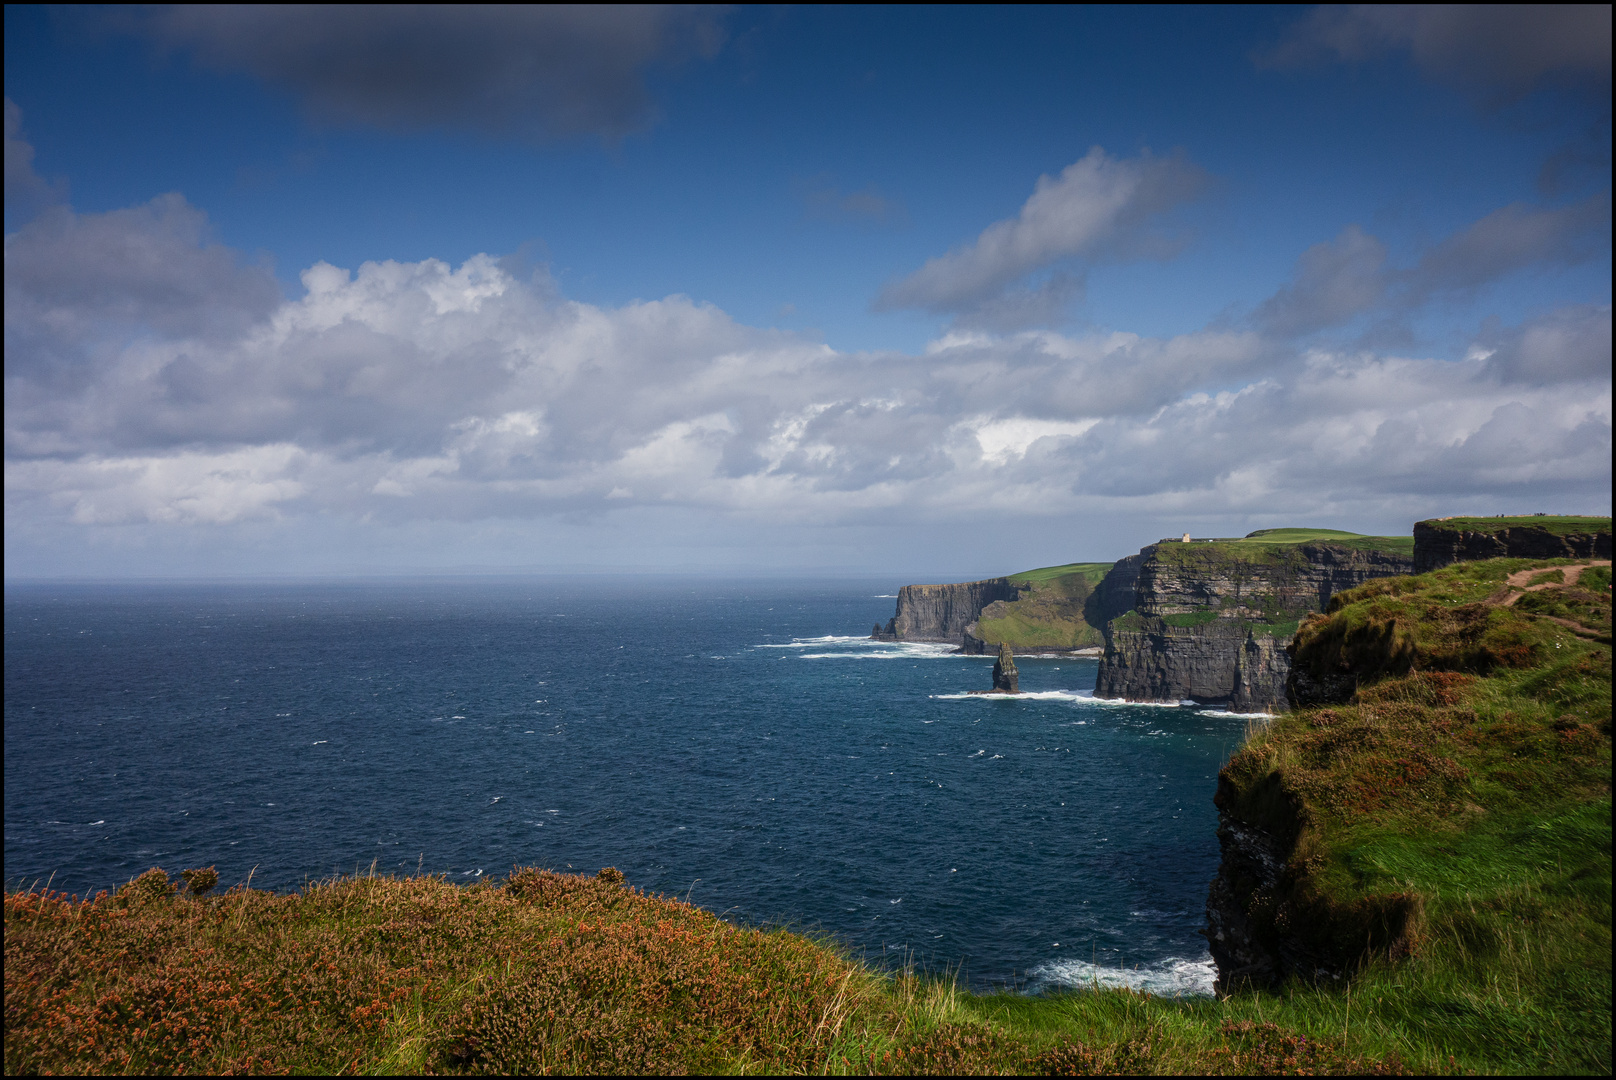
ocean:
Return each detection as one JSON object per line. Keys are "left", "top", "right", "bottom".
{"left": 3, "top": 578, "right": 1252, "bottom": 995}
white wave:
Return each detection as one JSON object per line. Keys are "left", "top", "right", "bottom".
{"left": 1198, "top": 709, "right": 1278, "bottom": 719}
{"left": 1028, "top": 954, "right": 1216, "bottom": 998}
{"left": 873, "top": 594, "right": 898, "bottom": 598}
{"left": 1069, "top": 691, "right": 1187, "bottom": 708}
{"left": 799, "top": 641, "right": 965, "bottom": 660}
{"left": 755, "top": 635, "right": 870, "bottom": 648}
{"left": 931, "top": 689, "right": 1092, "bottom": 702}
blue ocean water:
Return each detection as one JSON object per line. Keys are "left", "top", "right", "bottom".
{"left": 4, "top": 578, "right": 1252, "bottom": 994}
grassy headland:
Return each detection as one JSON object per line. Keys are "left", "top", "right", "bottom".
{"left": 6, "top": 557, "right": 1608, "bottom": 1075}
{"left": 975, "top": 562, "right": 1113, "bottom": 650}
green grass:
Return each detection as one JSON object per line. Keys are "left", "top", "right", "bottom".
{"left": 979, "top": 562, "right": 1114, "bottom": 650}
{"left": 1007, "top": 561, "right": 1114, "bottom": 586}
{"left": 1230, "top": 529, "right": 1415, "bottom": 555}
{"left": 1420, "top": 515, "right": 1612, "bottom": 538}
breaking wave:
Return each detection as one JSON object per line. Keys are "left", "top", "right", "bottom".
{"left": 1026, "top": 954, "right": 1216, "bottom": 997}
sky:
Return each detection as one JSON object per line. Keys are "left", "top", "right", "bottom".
{"left": 4, "top": 4, "right": 1611, "bottom": 579}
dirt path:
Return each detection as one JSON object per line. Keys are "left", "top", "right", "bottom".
{"left": 1498, "top": 560, "right": 1610, "bottom": 602}
{"left": 1488, "top": 560, "right": 1611, "bottom": 639}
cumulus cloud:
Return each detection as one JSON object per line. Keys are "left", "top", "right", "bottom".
{"left": 4, "top": 112, "right": 1608, "bottom": 556}
{"left": 8, "top": 212, "right": 1606, "bottom": 536}
{"left": 875, "top": 147, "right": 1205, "bottom": 322}
{"left": 1263, "top": 4, "right": 1612, "bottom": 102}
{"left": 124, "top": 5, "right": 727, "bottom": 140}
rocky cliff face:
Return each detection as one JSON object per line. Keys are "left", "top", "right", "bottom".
{"left": 872, "top": 578, "right": 1023, "bottom": 644}
{"left": 1095, "top": 541, "right": 1413, "bottom": 712}
{"left": 1203, "top": 814, "right": 1288, "bottom": 993}
{"left": 1086, "top": 553, "right": 1142, "bottom": 627}
{"left": 1413, "top": 518, "right": 1613, "bottom": 572}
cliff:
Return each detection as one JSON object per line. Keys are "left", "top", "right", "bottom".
{"left": 1412, "top": 515, "right": 1612, "bottom": 573}
{"left": 871, "top": 577, "right": 1022, "bottom": 644}
{"left": 874, "top": 561, "right": 1136, "bottom": 652}
{"left": 1095, "top": 531, "right": 1414, "bottom": 712}
{"left": 1204, "top": 558, "right": 1611, "bottom": 1007}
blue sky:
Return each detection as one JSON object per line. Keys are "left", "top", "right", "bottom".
{"left": 4, "top": 5, "right": 1611, "bottom": 578}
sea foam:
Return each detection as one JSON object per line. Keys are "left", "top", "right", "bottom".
{"left": 1027, "top": 954, "right": 1216, "bottom": 997}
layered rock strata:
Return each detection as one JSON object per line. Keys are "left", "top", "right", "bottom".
{"left": 1095, "top": 541, "right": 1413, "bottom": 712}
{"left": 872, "top": 578, "right": 1022, "bottom": 644}
{"left": 1413, "top": 518, "right": 1613, "bottom": 572}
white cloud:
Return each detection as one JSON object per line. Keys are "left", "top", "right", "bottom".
{"left": 875, "top": 147, "right": 1205, "bottom": 321}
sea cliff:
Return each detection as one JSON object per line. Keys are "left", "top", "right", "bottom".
{"left": 1095, "top": 531, "right": 1414, "bottom": 712}
{"left": 871, "top": 578, "right": 1023, "bottom": 644}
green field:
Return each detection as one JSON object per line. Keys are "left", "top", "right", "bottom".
{"left": 1216, "top": 528, "right": 1415, "bottom": 554}
{"left": 1006, "top": 561, "right": 1114, "bottom": 586}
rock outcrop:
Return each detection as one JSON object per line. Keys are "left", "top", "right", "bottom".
{"left": 872, "top": 578, "right": 1023, "bottom": 644}
{"left": 1203, "top": 814, "right": 1287, "bottom": 993}
{"left": 1413, "top": 517, "right": 1613, "bottom": 573}
{"left": 1095, "top": 538, "right": 1414, "bottom": 712}
{"left": 992, "top": 643, "right": 1019, "bottom": 693}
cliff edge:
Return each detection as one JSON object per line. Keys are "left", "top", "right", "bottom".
{"left": 1413, "top": 515, "right": 1612, "bottom": 573}
{"left": 1204, "top": 556, "right": 1611, "bottom": 1001}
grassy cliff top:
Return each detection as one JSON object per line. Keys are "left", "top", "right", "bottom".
{"left": 1007, "top": 560, "right": 1113, "bottom": 585}
{"left": 1219, "top": 556, "right": 1611, "bottom": 1073}
{"left": 1418, "top": 514, "right": 1612, "bottom": 537}
{"left": 1148, "top": 529, "right": 1414, "bottom": 562}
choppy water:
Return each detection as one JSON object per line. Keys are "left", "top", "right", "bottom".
{"left": 4, "top": 578, "right": 1251, "bottom": 994}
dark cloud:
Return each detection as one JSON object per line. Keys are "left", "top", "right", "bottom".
{"left": 874, "top": 148, "right": 1206, "bottom": 325}
{"left": 4, "top": 97, "right": 65, "bottom": 215}
{"left": 798, "top": 175, "right": 907, "bottom": 226}
{"left": 1409, "top": 197, "right": 1610, "bottom": 299}
{"left": 1254, "top": 225, "right": 1386, "bottom": 338}
{"left": 129, "top": 5, "right": 727, "bottom": 140}
{"left": 1263, "top": 5, "right": 1611, "bottom": 103}
{"left": 1253, "top": 198, "right": 1611, "bottom": 339}
{"left": 1483, "top": 304, "right": 1612, "bottom": 386}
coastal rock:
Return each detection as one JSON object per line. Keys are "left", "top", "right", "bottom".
{"left": 1095, "top": 541, "right": 1413, "bottom": 712}
{"left": 1413, "top": 518, "right": 1613, "bottom": 572}
{"left": 992, "top": 642, "right": 1019, "bottom": 693}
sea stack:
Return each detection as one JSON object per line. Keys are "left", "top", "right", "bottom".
{"left": 992, "top": 642, "right": 1019, "bottom": 694}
